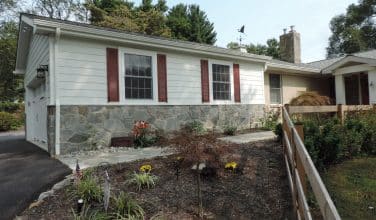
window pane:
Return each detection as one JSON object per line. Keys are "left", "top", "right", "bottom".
{"left": 270, "top": 88, "right": 281, "bottom": 104}
{"left": 270, "top": 74, "right": 281, "bottom": 89}
{"left": 212, "top": 64, "right": 230, "bottom": 100}
{"left": 124, "top": 53, "right": 153, "bottom": 99}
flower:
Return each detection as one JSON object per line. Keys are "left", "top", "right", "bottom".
{"left": 132, "top": 120, "right": 149, "bottom": 138}
{"left": 225, "top": 161, "right": 237, "bottom": 170}
{"left": 140, "top": 164, "right": 152, "bottom": 173}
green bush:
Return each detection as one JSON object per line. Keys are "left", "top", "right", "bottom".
{"left": 0, "top": 112, "right": 21, "bottom": 131}
{"left": 273, "top": 123, "right": 283, "bottom": 139}
{"left": 0, "top": 102, "right": 22, "bottom": 113}
{"left": 185, "top": 120, "right": 206, "bottom": 135}
{"left": 223, "top": 125, "right": 237, "bottom": 136}
{"left": 302, "top": 110, "right": 376, "bottom": 170}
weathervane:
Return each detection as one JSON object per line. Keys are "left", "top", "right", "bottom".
{"left": 238, "top": 25, "right": 245, "bottom": 46}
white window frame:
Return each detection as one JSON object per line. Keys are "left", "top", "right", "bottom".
{"left": 269, "top": 73, "right": 282, "bottom": 105}
{"left": 119, "top": 47, "right": 158, "bottom": 105}
{"left": 209, "top": 59, "right": 234, "bottom": 104}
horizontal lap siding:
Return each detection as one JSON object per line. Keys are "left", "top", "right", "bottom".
{"left": 56, "top": 37, "right": 265, "bottom": 105}
{"left": 239, "top": 62, "right": 265, "bottom": 104}
{"left": 25, "top": 35, "right": 49, "bottom": 84}
{"left": 166, "top": 54, "right": 202, "bottom": 104}
{"left": 57, "top": 38, "right": 107, "bottom": 104}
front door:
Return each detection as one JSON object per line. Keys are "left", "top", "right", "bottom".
{"left": 345, "top": 75, "right": 360, "bottom": 105}
{"left": 360, "top": 73, "right": 369, "bottom": 105}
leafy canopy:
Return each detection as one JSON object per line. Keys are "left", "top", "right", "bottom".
{"left": 227, "top": 38, "right": 281, "bottom": 59}
{"left": 327, "top": 0, "right": 376, "bottom": 57}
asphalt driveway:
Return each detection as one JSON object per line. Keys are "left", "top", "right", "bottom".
{"left": 0, "top": 133, "right": 71, "bottom": 220}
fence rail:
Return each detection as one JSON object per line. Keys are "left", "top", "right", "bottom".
{"left": 283, "top": 104, "right": 375, "bottom": 219}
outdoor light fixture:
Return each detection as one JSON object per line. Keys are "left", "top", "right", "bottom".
{"left": 36, "top": 65, "right": 48, "bottom": 79}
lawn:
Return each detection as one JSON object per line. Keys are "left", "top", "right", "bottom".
{"left": 323, "top": 157, "right": 376, "bottom": 219}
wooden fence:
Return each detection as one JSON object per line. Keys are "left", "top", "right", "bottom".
{"left": 282, "top": 104, "right": 375, "bottom": 219}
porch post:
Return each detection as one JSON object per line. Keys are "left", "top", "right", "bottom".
{"left": 335, "top": 73, "right": 346, "bottom": 104}
{"left": 369, "top": 69, "right": 376, "bottom": 104}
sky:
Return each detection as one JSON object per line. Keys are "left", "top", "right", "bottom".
{"left": 132, "top": 0, "right": 357, "bottom": 63}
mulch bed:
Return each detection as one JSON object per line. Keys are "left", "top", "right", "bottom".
{"left": 21, "top": 140, "right": 292, "bottom": 219}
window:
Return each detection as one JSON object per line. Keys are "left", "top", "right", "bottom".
{"left": 212, "top": 64, "right": 231, "bottom": 100}
{"left": 124, "top": 53, "right": 153, "bottom": 99}
{"left": 270, "top": 74, "right": 281, "bottom": 104}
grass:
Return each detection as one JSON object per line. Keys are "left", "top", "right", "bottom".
{"left": 323, "top": 157, "right": 376, "bottom": 219}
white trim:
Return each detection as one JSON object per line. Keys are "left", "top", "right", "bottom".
{"left": 323, "top": 56, "right": 376, "bottom": 74}
{"left": 118, "top": 47, "right": 158, "bottom": 105}
{"left": 54, "top": 27, "right": 61, "bottom": 155}
{"left": 333, "top": 64, "right": 376, "bottom": 75}
{"left": 269, "top": 73, "right": 282, "bottom": 105}
{"left": 49, "top": 36, "right": 55, "bottom": 105}
{"left": 208, "top": 59, "right": 234, "bottom": 104}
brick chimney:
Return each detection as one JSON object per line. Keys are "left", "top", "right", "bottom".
{"left": 279, "top": 25, "right": 301, "bottom": 63}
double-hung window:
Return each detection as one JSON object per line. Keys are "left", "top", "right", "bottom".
{"left": 124, "top": 53, "right": 153, "bottom": 99}
{"left": 269, "top": 74, "right": 281, "bottom": 104}
{"left": 212, "top": 64, "right": 231, "bottom": 100}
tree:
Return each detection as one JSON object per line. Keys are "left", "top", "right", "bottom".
{"left": 226, "top": 38, "right": 281, "bottom": 59}
{"left": 86, "top": 0, "right": 171, "bottom": 37}
{"left": 0, "top": 21, "right": 23, "bottom": 101}
{"left": 32, "top": 0, "right": 82, "bottom": 20}
{"left": 167, "top": 4, "right": 217, "bottom": 45}
{"left": 327, "top": 0, "right": 376, "bottom": 58}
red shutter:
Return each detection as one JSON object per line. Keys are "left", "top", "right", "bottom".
{"left": 106, "top": 48, "right": 119, "bottom": 102}
{"left": 157, "top": 54, "right": 168, "bottom": 102}
{"left": 233, "top": 63, "right": 241, "bottom": 103}
{"left": 201, "top": 60, "right": 209, "bottom": 102}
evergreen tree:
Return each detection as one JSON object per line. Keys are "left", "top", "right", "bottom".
{"left": 167, "top": 4, "right": 216, "bottom": 45}
{"left": 327, "top": 0, "right": 376, "bottom": 58}
{"left": 227, "top": 38, "right": 281, "bottom": 59}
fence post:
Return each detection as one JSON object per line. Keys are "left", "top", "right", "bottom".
{"left": 294, "top": 123, "right": 307, "bottom": 195}
{"left": 337, "top": 104, "right": 344, "bottom": 125}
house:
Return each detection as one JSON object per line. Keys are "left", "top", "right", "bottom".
{"left": 14, "top": 14, "right": 376, "bottom": 156}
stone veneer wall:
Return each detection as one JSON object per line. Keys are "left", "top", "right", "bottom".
{"left": 47, "top": 106, "right": 56, "bottom": 155}
{"left": 58, "top": 104, "right": 264, "bottom": 154}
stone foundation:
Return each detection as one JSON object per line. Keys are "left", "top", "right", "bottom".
{"left": 58, "top": 104, "right": 264, "bottom": 154}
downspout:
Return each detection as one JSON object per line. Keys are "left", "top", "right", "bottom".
{"left": 54, "top": 27, "right": 61, "bottom": 156}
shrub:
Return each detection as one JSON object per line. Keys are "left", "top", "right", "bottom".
{"left": 0, "top": 102, "right": 22, "bottom": 113}
{"left": 289, "top": 92, "right": 332, "bottom": 106}
{"left": 127, "top": 172, "right": 158, "bottom": 191}
{"left": 273, "top": 123, "right": 283, "bottom": 139}
{"left": 72, "top": 204, "right": 110, "bottom": 220}
{"left": 112, "top": 192, "right": 144, "bottom": 220}
{"left": 259, "top": 109, "right": 280, "bottom": 131}
{"left": 223, "top": 125, "right": 237, "bottom": 136}
{"left": 184, "top": 120, "right": 206, "bottom": 135}
{"left": 0, "top": 112, "right": 20, "bottom": 131}
{"left": 76, "top": 173, "right": 103, "bottom": 203}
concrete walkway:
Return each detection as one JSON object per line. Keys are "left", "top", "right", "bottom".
{"left": 218, "top": 131, "right": 277, "bottom": 144}
{"left": 58, "top": 147, "right": 172, "bottom": 170}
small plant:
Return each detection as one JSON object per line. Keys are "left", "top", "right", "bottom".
{"left": 185, "top": 120, "right": 206, "bottom": 135}
{"left": 76, "top": 173, "right": 103, "bottom": 203}
{"left": 132, "top": 120, "right": 156, "bottom": 148}
{"left": 71, "top": 204, "right": 110, "bottom": 220}
{"left": 225, "top": 161, "right": 237, "bottom": 171}
{"left": 112, "top": 192, "right": 145, "bottom": 220}
{"left": 127, "top": 172, "right": 158, "bottom": 191}
{"left": 223, "top": 125, "right": 237, "bottom": 136}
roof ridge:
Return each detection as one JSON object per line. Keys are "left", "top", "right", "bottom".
{"left": 305, "top": 56, "right": 343, "bottom": 64}
{"left": 21, "top": 13, "right": 272, "bottom": 60}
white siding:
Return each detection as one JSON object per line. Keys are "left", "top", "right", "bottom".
{"left": 56, "top": 37, "right": 266, "bottom": 105}
{"left": 24, "top": 34, "right": 49, "bottom": 150}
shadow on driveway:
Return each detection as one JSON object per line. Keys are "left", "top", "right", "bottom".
{"left": 0, "top": 134, "right": 71, "bottom": 220}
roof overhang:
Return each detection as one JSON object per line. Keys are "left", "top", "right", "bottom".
{"left": 14, "top": 15, "right": 35, "bottom": 75}
{"left": 322, "top": 55, "right": 376, "bottom": 74}
{"left": 266, "top": 62, "right": 321, "bottom": 76}
{"left": 23, "top": 14, "right": 272, "bottom": 65}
